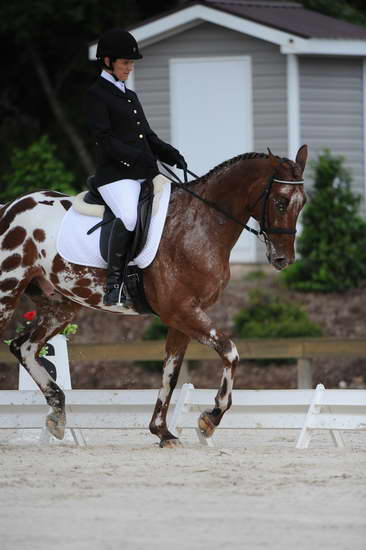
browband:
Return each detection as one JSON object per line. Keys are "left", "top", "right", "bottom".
{"left": 273, "top": 179, "right": 304, "bottom": 185}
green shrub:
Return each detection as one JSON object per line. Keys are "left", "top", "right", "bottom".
{"left": 282, "top": 149, "right": 366, "bottom": 292}
{"left": 0, "top": 135, "right": 76, "bottom": 201}
{"left": 234, "top": 289, "right": 322, "bottom": 364}
{"left": 138, "top": 318, "right": 168, "bottom": 373}
{"left": 234, "top": 289, "right": 322, "bottom": 339}
{"left": 142, "top": 318, "right": 168, "bottom": 341}
{"left": 244, "top": 269, "right": 267, "bottom": 281}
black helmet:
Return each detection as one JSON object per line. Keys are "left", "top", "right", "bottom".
{"left": 96, "top": 28, "right": 143, "bottom": 60}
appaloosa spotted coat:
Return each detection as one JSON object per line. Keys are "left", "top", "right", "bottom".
{"left": 0, "top": 147, "right": 307, "bottom": 446}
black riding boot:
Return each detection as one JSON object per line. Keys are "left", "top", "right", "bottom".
{"left": 104, "top": 218, "right": 133, "bottom": 307}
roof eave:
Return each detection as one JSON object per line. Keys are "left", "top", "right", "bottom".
{"left": 88, "top": 4, "right": 303, "bottom": 59}
{"left": 88, "top": 3, "right": 366, "bottom": 59}
{"left": 283, "top": 39, "right": 366, "bottom": 56}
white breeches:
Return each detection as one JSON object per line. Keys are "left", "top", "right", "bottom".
{"left": 99, "top": 179, "right": 144, "bottom": 231}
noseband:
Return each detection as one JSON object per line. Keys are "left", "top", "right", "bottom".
{"left": 160, "top": 163, "right": 304, "bottom": 242}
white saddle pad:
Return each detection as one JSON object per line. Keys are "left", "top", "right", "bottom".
{"left": 57, "top": 176, "right": 171, "bottom": 269}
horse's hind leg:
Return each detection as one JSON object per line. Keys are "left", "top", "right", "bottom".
{"left": 0, "top": 274, "right": 30, "bottom": 337}
{"left": 9, "top": 293, "right": 81, "bottom": 440}
{"left": 0, "top": 304, "right": 17, "bottom": 338}
{"left": 149, "top": 327, "right": 190, "bottom": 447}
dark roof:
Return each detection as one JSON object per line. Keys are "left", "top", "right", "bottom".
{"left": 204, "top": 0, "right": 366, "bottom": 39}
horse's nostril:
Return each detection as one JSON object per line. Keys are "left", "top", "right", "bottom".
{"left": 274, "top": 257, "right": 287, "bottom": 268}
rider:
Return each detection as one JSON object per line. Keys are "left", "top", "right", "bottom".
{"left": 86, "top": 28, "right": 187, "bottom": 306}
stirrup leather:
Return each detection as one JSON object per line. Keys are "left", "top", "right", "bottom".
{"left": 117, "top": 281, "right": 133, "bottom": 307}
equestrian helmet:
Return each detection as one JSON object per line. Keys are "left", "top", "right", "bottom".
{"left": 96, "top": 28, "right": 143, "bottom": 60}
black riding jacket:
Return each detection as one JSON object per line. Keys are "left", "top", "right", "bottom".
{"left": 86, "top": 76, "right": 180, "bottom": 187}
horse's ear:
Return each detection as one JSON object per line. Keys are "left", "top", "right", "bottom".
{"left": 267, "top": 148, "right": 280, "bottom": 168}
{"left": 295, "top": 144, "right": 308, "bottom": 173}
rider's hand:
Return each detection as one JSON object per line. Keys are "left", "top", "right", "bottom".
{"left": 175, "top": 153, "right": 187, "bottom": 171}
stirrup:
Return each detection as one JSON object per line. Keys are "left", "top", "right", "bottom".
{"left": 103, "top": 282, "right": 133, "bottom": 307}
{"left": 116, "top": 282, "right": 133, "bottom": 307}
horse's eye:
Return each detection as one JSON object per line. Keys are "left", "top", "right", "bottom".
{"left": 274, "top": 198, "right": 288, "bottom": 213}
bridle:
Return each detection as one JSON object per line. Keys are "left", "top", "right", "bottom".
{"left": 160, "top": 162, "right": 304, "bottom": 243}
{"left": 248, "top": 175, "right": 304, "bottom": 240}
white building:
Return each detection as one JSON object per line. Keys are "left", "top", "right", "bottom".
{"left": 89, "top": 0, "right": 366, "bottom": 263}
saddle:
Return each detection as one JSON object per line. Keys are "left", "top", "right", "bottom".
{"left": 81, "top": 175, "right": 154, "bottom": 262}
{"left": 72, "top": 176, "right": 155, "bottom": 314}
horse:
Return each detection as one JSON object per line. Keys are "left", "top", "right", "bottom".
{"left": 0, "top": 146, "right": 307, "bottom": 447}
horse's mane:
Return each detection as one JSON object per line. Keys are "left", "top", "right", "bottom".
{"left": 195, "top": 152, "right": 270, "bottom": 185}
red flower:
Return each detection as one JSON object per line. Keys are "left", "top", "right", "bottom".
{"left": 23, "top": 310, "right": 37, "bottom": 321}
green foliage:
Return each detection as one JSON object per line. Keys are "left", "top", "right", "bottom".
{"left": 234, "top": 289, "right": 322, "bottom": 340}
{"left": 61, "top": 324, "right": 78, "bottom": 338}
{"left": 4, "top": 320, "right": 77, "bottom": 356}
{"left": 0, "top": 135, "right": 76, "bottom": 201}
{"left": 244, "top": 269, "right": 267, "bottom": 282}
{"left": 0, "top": 0, "right": 125, "bottom": 41}
{"left": 282, "top": 150, "right": 366, "bottom": 292}
{"left": 303, "top": 1, "right": 366, "bottom": 28}
{"left": 0, "top": 1, "right": 181, "bottom": 181}
{"left": 139, "top": 318, "right": 168, "bottom": 372}
{"left": 142, "top": 318, "right": 168, "bottom": 341}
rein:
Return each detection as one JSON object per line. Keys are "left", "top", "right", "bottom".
{"left": 161, "top": 163, "right": 261, "bottom": 236}
{"left": 160, "top": 162, "right": 304, "bottom": 240}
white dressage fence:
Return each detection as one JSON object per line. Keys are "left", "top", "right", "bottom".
{"left": 0, "top": 383, "right": 365, "bottom": 448}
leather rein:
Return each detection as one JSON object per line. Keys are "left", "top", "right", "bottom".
{"left": 160, "top": 162, "right": 304, "bottom": 242}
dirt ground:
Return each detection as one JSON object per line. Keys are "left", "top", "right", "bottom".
{"left": 0, "top": 428, "right": 365, "bottom": 550}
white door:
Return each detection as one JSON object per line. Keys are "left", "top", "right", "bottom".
{"left": 170, "top": 56, "right": 257, "bottom": 263}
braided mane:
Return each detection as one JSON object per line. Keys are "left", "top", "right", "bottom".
{"left": 199, "top": 152, "right": 269, "bottom": 183}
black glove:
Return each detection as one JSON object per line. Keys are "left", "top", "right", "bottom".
{"left": 175, "top": 153, "right": 187, "bottom": 171}
{"left": 137, "top": 151, "right": 157, "bottom": 172}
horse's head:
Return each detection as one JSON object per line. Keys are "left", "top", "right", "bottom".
{"left": 250, "top": 145, "right": 307, "bottom": 270}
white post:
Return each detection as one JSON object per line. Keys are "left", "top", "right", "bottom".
{"left": 297, "top": 384, "right": 347, "bottom": 449}
{"left": 287, "top": 53, "right": 300, "bottom": 160}
{"left": 330, "top": 426, "right": 345, "bottom": 448}
{"left": 297, "top": 358, "right": 313, "bottom": 389}
{"left": 169, "top": 383, "right": 194, "bottom": 437}
{"left": 296, "top": 383, "right": 324, "bottom": 449}
{"left": 176, "top": 360, "right": 190, "bottom": 388}
{"left": 363, "top": 59, "right": 366, "bottom": 213}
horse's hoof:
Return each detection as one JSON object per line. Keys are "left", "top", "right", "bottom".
{"left": 198, "top": 412, "right": 216, "bottom": 438}
{"left": 159, "top": 437, "right": 182, "bottom": 448}
{"left": 46, "top": 412, "right": 65, "bottom": 440}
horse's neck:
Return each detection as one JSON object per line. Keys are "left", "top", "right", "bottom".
{"left": 197, "top": 159, "right": 267, "bottom": 250}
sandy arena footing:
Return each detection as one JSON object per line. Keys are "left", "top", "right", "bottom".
{"left": 0, "top": 428, "right": 365, "bottom": 550}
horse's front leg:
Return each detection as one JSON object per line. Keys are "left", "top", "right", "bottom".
{"left": 197, "top": 326, "right": 239, "bottom": 438}
{"left": 149, "top": 327, "right": 190, "bottom": 448}
{"left": 166, "top": 306, "right": 239, "bottom": 440}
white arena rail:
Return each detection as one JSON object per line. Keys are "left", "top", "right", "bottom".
{"left": 0, "top": 384, "right": 365, "bottom": 448}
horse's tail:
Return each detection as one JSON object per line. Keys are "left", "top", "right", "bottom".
{"left": 0, "top": 202, "right": 10, "bottom": 226}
